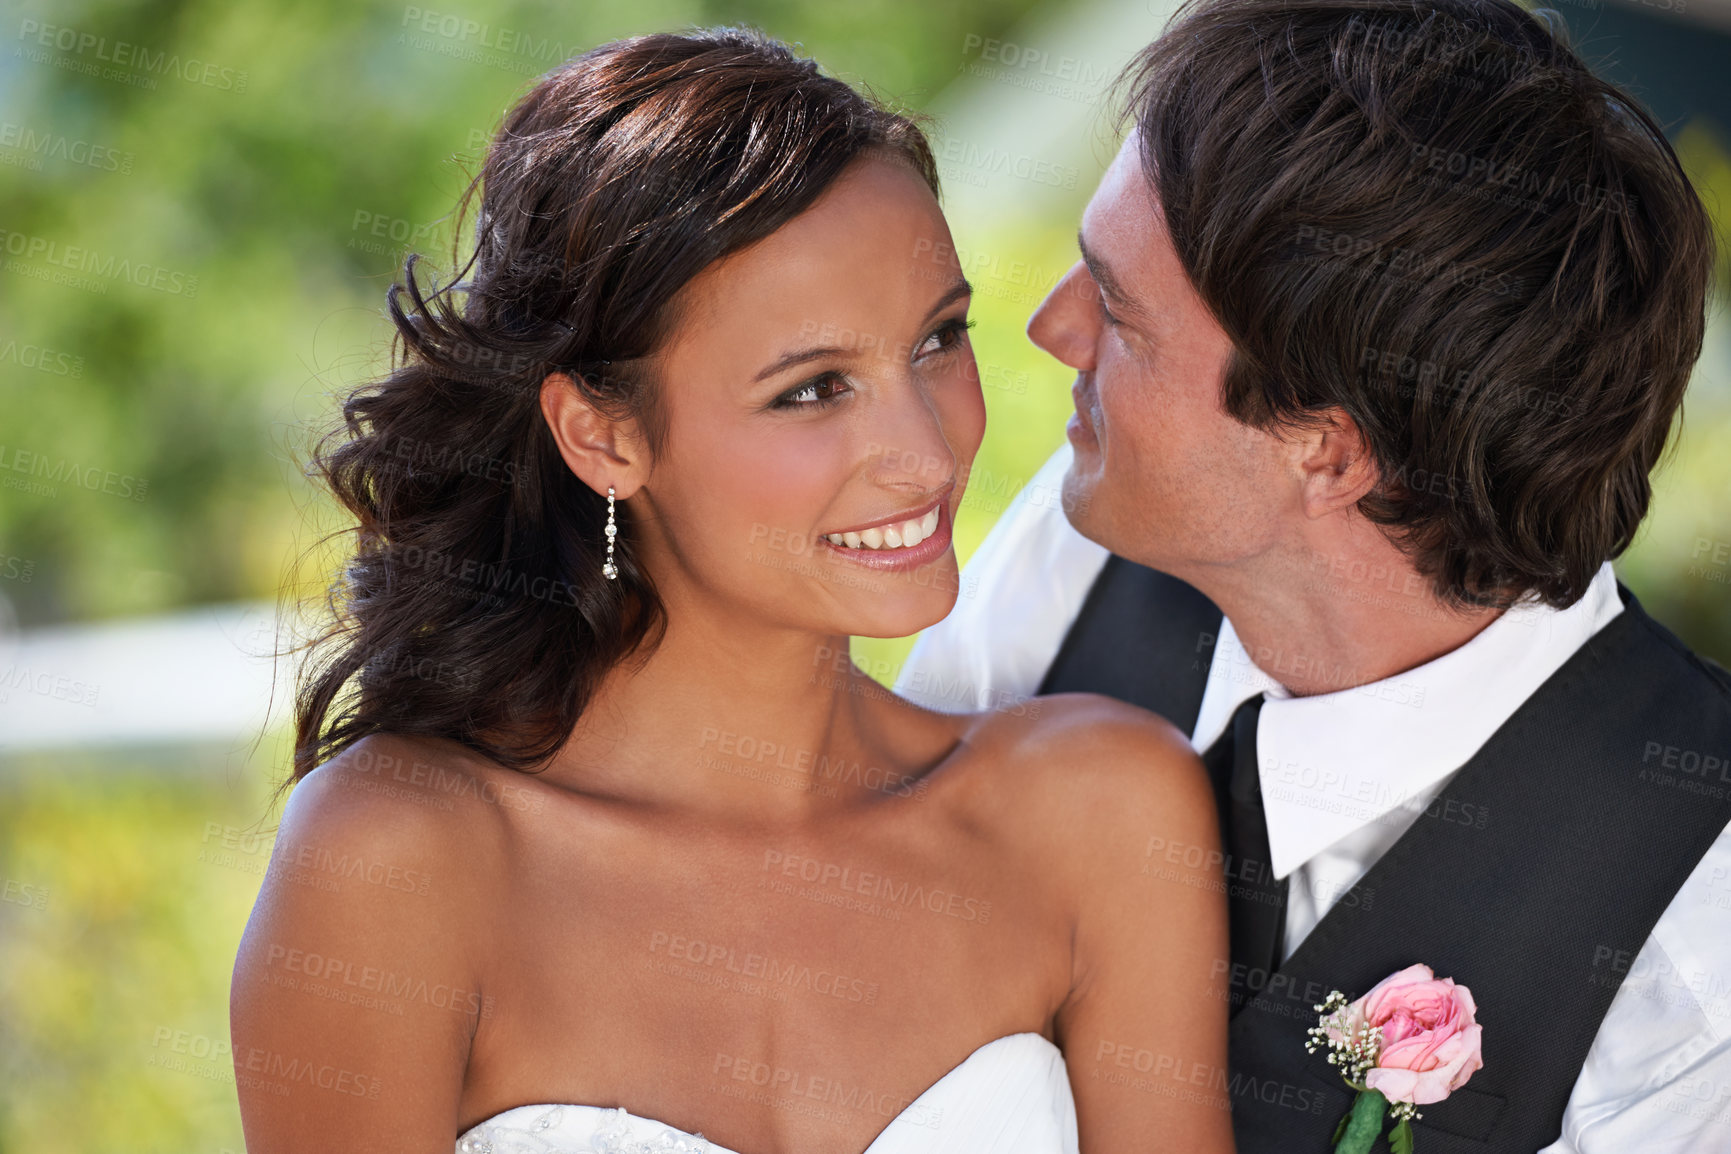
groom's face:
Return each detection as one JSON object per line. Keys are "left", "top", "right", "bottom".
{"left": 1028, "top": 136, "right": 1294, "bottom": 581}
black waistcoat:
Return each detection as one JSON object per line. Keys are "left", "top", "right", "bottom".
{"left": 1039, "top": 556, "right": 1731, "bottom": 1152}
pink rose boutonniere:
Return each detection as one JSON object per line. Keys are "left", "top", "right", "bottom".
{"left": 1305, "top": 964, "right": 1484, "bottom": 1154}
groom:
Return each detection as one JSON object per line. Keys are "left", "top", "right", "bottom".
{"left": 899, "top": 0, "right": 1731, "bottom": 1149}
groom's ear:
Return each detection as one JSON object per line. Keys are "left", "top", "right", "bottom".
{"left": 538, "top": 371, "right": 651, "bottom": 499}
{"left": 1293, "top": 408, "right": 1380, "bottom": 520}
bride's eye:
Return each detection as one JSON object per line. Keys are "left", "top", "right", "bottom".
{"left": 916, "top": 317, "right": 975, "bottom": 359}
{"left": 773, "top": 372, "right": 852, "bottom": 409}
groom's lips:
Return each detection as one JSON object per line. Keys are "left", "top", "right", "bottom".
{"left": 1067, "top": 378, "right": 1100, "bottom": 447}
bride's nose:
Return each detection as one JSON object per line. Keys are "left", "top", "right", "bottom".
{"left": 863, "top": 384, "right": 958, "bottom": 492}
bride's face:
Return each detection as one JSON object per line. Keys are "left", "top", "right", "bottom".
{"left": 633, "top": 156, "right": 984, "bottom": 639}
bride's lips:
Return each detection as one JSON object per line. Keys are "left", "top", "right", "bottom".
{"left": 817, "top": 495, "right": 954, "bottom": 572}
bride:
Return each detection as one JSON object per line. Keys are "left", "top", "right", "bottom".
{"left": 231, "top": 27, "right": 1232, "bottom": 1154}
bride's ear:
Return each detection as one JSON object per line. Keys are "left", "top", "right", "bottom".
{"left": 1294, "top": 407, "right": 1380, "bottom": 519}
{"left": 539, "top": 371, "right": 651, "bottom": 499}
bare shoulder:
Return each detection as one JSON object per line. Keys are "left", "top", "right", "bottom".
{"left": 969, "top": 692, "right": 1212, "bottom": 817}
{"left": 989, "top": 705, "right": 1232, "bottom": 1150}
{"left": 998, "top": 691, "right": 1196, "bottom": 765}
{"left": 271, "top": 734, "right": 514, "bottom": 882}
{"left": 247, "top": 731, "right": 537, "bottom": 959}
{"left": 235, "top": 732, "right": 513, "bottom": 989}
{"left": 228, "top": 734, "right": 518, "bottom": 1140}
{"left": 955, "top": 693, "right": 1219, "bottom": 876}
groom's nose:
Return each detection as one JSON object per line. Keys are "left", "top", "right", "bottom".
{"left": 1027, "top": 260, "right": 1100, "bottom": 372}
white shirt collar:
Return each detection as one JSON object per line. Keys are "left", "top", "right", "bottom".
{"left": 1189, "top": 560, "right": 1625, "bottom": 879}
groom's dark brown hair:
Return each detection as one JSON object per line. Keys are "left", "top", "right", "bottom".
{"left": 1121, "top": 0, "right": 1714, "bottom": 610}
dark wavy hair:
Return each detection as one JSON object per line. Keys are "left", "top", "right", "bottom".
{"left": 1122, "top": 0, "right": 1715, "bottom": 609}
{"left": 289, "top": 28, "right": 938, "bottom": 784}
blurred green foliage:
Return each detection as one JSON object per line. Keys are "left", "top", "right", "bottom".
{"left": 0, "top": 746, "right": 274, "bottom": 1153}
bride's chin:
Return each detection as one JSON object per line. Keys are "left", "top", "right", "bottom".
{"left": 832, "top": 585, "right": 961, "bottom": 642}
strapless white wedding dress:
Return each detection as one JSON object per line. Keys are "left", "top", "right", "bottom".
{"left": 456, "top": 1032, "right": 1078, "bottom": 1154}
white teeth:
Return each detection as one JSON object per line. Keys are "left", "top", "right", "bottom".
{"left": 825, "top": 507, "right": 942, "bottom": 551}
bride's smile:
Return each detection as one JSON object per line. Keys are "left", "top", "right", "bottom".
{"left": 817, "top": 499, "right": 949, "bottom": 567}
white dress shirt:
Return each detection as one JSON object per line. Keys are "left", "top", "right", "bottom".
{"left": 898, "top": 442, "right": 1731, "bottom": 1153}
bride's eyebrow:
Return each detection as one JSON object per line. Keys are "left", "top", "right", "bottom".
{"left": 920, "top": 278, "right": 973, "bottom": 324}
{"left": 753, "top": 341, "right": 852, "bottom": 383}
{"left": 750, "top": 278, "right": 974, "bottom": 383}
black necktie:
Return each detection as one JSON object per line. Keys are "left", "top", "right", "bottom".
{"left": 1201, "top": 693, "right": 1288, "bottom": 1016}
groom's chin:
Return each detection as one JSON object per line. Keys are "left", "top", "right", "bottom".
{"left": 1059, "top": 453, "right": 1170, "bottom": 574}
{"left": 1059, "top": 453, "right": 1110, "bottom": 546}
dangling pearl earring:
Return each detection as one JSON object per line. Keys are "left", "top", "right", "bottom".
{"left": 601, "top": 486, "right": 618, "bottom": 580}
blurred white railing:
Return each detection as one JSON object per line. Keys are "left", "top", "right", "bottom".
{"left": 0, "top": 601, "right": 291, "bottom": 753}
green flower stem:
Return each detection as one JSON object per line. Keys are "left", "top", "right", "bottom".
{"left": 1333, "top": 1089, "right": 1389, "bottom": 1154}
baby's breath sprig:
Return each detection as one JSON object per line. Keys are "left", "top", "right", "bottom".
{"left": 1305, "top": 990, "right": 1382, "bottom": 1085}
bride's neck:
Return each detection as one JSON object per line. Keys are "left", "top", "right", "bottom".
{"left": 544, "top": 602, "right": 911, "bottom": 823}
